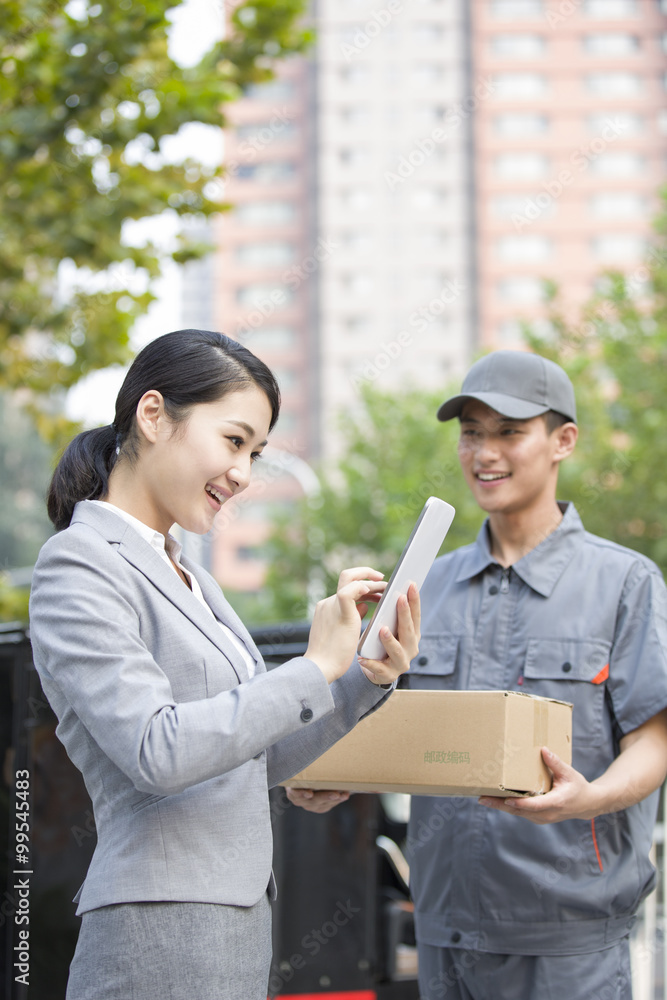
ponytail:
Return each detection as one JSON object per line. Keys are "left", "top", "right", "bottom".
{"left": 47, "top": 424, "right": 118, "bottom": 531}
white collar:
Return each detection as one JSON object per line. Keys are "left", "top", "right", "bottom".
{"left": 85, "top": 500, "right": 183, "bottom": 563}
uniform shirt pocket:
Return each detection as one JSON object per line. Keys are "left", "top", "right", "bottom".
{"left": 523, "top": 638, "right": 611, "bottom": 748}
{"left": 406, "top": 634, "right": 459, "bottom": 690}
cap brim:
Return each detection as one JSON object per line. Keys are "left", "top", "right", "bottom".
{"left": 437, "top": 391, "right": 550, "bottom": 422}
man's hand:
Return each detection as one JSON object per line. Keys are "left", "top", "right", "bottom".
{"left": 478, "top": 748, "right": 598, "bottom": 824}
{"left": 285, "top": 787, "right": 350, "bottom": 813}
{"left": 479, "top": 708, "right": 667, "bottom": 824}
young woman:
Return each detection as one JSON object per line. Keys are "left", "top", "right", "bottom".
{"left": 29, "top": 329, "right": 419, "bottom": 1000}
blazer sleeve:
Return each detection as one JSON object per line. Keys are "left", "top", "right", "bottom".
{"left": 266, "top": 665, "right": 393, "bottom": 788}
{"left": 29, "top": 527, "right": 336, "bottom": 797}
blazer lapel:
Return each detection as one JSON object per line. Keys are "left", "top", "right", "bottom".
{"left": 71, "top": 503, "right": 251, "bottom": 683}
{"left": 183, "top": 556, "right": 265, "bottom": 676}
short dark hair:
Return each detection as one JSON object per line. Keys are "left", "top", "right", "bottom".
{"left": 542, "top": 410, "right": 570, "bottom": 434}
{"left": 47, "top": 329, "right": 281, "bottom": 531}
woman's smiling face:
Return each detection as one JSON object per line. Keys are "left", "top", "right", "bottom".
{"left": 138, "top": 385, "right": 273, "bottom": 537}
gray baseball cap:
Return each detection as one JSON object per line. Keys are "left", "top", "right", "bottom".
{"left": 437, "top": 350, "right": 577, "bottom": 424}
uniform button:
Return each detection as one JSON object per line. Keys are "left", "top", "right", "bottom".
{"left": 451, "top": 931, "right": 462, "bottom": 944}
{"left": 300, "top": 708, "right": 314, "bottom": 723}
{"left": 489, "top": 585, "right": 499, "bottom": 595}
{"left": 561, "top": 662, "right": 572, "bottom": 673}
{"left": 417, "top": 655, "right": 428, "bottom": 666}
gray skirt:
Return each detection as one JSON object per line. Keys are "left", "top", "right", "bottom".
{"left": 66, "top": 896, "right": 272, "bottom": 1000}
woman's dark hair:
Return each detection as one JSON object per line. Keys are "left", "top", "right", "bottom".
{"left": 47, "top": 329, "right": 281, "bottom": 530}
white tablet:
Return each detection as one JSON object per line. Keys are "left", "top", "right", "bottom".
{"left": 357, "top": 496, "right": 455, "bottom": 660}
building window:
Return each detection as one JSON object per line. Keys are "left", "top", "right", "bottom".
{"left": 236, "top": 284, "right": 294, "bottom": 308}
{"left": 492, "top": 193, "right": 555, "bottom": 218}
{"left": 589, "top": 193, "right": 646, "bottom": 218}
{"left": 243, "top": 79, "right": 295, "bottom": 100}
{"left": 586, "top": 72, "right": 641, "bottom": 96}
{"left": 235, "top": 242, "right": 295, "bottom": 267}
{"left": 341, "top": 188, "right": 373, "bottom": 210}
{"left": 243, "top": 327, "right": 296, "bottom": 351}
{"left": 415, "top": 105, "right": 447, "bottom": 125}
{"left": 497, "top": 320, "right": 523, "bottom": 343}
{"left": 339, "top": 231, "right": 376, "bottom": 252}
{"left": 234, "top": 201, "right": 296, "bottom": 225}
{"left": 235, "top": 162, "right": 296, "bottom": 183}
{"left": 583, "top": 34, "right": 639, "bottom": 55}
{"left": 491, "top": 34, "right": 546, "bottom": 57}
{"left": 235, "top": 122, "right": 298, "bottom": 145}
{"left": 343, "top": 316, "right": 372, "bottom": 336}
{"left": 593, "top": 234, "right": 645, "bottom": 260}
{"left": 413, "top": 231, "right": 449, "bottom": 250}
{"left": 412, "top": 65, "right": 445, "bottom": 86}
{"left": 590, "top": 151, "right": 645, "bottom": 176}
{"left": 340, "top": 107, "right": 371, "bottom": 126}
{"left": 413, "top": 23, "right": 445, "bottom": 42}
{"left": 583, "top": 0, "right": 637, "bottom": 16}
{"left": 498, "top": 277, "right": 546, "bottom": 303}
{"left": 494, "top": 112, "right": 550, "bottom": 135}
{"left": 491, "top": 0, "right": 543, "bottom": 16}
{"left": 492, "top": 73, "right": 548, "bottom": 98}
{"left": 495, "top": 152, "right": 550, "bottom": 179}
{"left": 339, "top": 65, "right": 370, "bottom": 85}
{"left": 411, "top": 188, "right": 447, "bottom": 209}
{"left": 339, "top": 148, "right": 371, "bottom": 167}
{"left": 341, "top": 272, "right": 374, "bottom": 295}
{"left": 587, "top": 112, "right": 644, "bottom": 135}
{"left": 497, "top": 235, "right": 552, "bottom": 261}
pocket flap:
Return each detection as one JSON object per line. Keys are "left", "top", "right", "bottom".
{"left": 410, "top": 634, "right": 458, "bottom": 676}
{"left": 524, "top": 639, "right": 610, "bottom": 683}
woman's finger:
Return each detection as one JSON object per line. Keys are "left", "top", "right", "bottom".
{"left": 338, "top": 566, "right": 385, "bottom": 588}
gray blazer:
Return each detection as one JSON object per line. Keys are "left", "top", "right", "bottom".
{"left": 29, "top": 502, "right": 390, "bottom": 915}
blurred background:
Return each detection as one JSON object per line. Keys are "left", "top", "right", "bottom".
{"left": 1, "top": 0, "right": 667, "bottom": 997}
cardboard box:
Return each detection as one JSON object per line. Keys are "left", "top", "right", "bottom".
{"left": 285, "top": 689, "right": 572, "bottom": 797}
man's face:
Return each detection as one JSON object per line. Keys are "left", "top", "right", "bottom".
{"left": 457, "top": 400, "right": 563, "bottom": 517}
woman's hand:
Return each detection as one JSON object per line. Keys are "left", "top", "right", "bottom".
{"left": 305, "top": 568, "right": 420, "bottom": 685}
{"left": 358, "top": 582, "right": 421, "bottom": 686}
{"left": 285, "top": 787, "right": 350, "bottom": 813}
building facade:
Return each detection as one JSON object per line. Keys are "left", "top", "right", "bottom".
{"left": 190, "top": 0, "right": 667, "bottom": 594}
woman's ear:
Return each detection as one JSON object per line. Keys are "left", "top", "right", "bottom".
{"left": 553, "top": 422, "right": 578, "bottom": 464}
{"left": 134, "top": 391, "right": 165, "bottom": 445}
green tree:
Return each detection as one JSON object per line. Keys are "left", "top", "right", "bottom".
{"left": 263, "top": 220, "right": 667, "bottom": 621}
{"left": 0, "top": 0, "right": 311, "bottom": 441}
{"left": 0, "top": 391, "right": 56, "bottom": 621}
{"left": 524, "top": 213, "right": 667, "bottom": 574}
{"left": 263, "top": 385, "right": 486, "bottom": 623}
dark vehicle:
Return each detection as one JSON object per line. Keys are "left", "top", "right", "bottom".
{"left": 1, "top": 622, "right": 419, "bottom": 1000}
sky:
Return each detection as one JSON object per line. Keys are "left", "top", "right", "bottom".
{"left": 65, "top": 0, "right": 224, "bottom": 426}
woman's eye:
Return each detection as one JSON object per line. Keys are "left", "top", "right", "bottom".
{"left": 228, "top": 436, "right": 244, "bottom": 448}
{"left": 251, "top": 452, "right": 263, "bottom": 464}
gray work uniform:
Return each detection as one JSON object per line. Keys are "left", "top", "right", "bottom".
{"left": 404, "top": 503, "right": 667, "bottom": 959}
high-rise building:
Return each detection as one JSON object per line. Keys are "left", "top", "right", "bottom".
{"left": 189, "top": 0, "right": 667, "bottom": 594}
{"left": 474, "top": 0, "right": 667, "bottom": 346}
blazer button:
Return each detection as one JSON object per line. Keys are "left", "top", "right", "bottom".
{"left": 417, "top": 655, "right": 428, "bottom": 666}
{"left": 451, "top": 931, "right": 462, "bottom": 943}
{"left": 300, "top": 707, "right": 314, "bottom": 723}
{"left": 561, "top": 662, "right": 572, "bottom": 673}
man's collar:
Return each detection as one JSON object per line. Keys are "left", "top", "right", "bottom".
{"left": 455, "top": 502, "right": 584, "bottom": 596}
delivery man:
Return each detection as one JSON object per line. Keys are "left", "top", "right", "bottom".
{"left": 288, "top": 350, "right": 667, "bottom": 1000}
